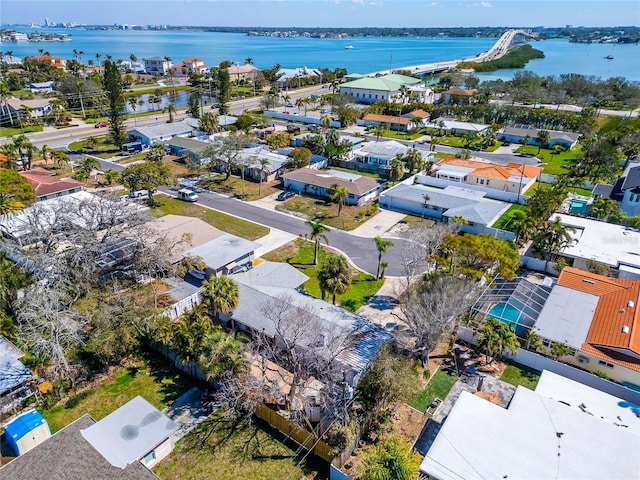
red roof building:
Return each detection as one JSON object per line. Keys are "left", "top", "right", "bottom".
{"left": 19, "top": 168, "right": 84, "bottom": 201}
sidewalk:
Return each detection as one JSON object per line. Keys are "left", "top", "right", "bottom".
{"left": 254, "top": 229, "right": 297, "bottom": 257}
{"left": 350, "top": 210, "right": 407, "bottom": 238}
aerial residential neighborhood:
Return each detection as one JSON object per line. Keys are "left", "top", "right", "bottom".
{"left": 1, "top": 3, "right": 640, "bottom": 480}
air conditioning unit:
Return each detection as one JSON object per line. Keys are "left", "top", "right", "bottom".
{"left": 577, "top": 355, "right": 589, "bottom": 364}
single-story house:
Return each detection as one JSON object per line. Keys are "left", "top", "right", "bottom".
{"left": 142, "top": 56, "right": 172, "bottom": 75}
{"left": 351, "top": 139, "right": 408, "bottom": 167}
{"left": 128, "top": 119, "right": 201, "bottom": 146}
{"left": 420, "top": 370, "right": 640, "bottom": 480}
{"left": 532, "top": 267, "right": 640, "bottom": 386}
{"left": 227, "top": 63, "right": 260, "bottom": 82}
{"left": 163, "top": 136, "right": 211, "bottom": 162}
{"left": 499, "top": 125, "right": 582, "bottom": 150}
{"left": 424, "top": 117, "right": 490, "bottom": 135}
{"left": 281, "top": 168, "right": 382, "bottom": 206}
{"left": 361, "top": 113, "right": 412, "bottom": 132}
{"left": 29, "top": 81, "right": 55, "bottom": 94}
{"left": 439, "top": 87, "right": 477, "bottom": 104}
{"left": 0, "top": 396, "right": 178, "bottom": 478}
{"left": 240, "top": 146, "right": 289, "bottom": 182}
{"left": 402, "top": 108, "right": 431, "bottom": 123}
{"left": 0, "top": 335, "right": 34, "bottom": 414}
{"left": 148, "top": 214, "right": 260, "bottom": 276}
{"left": 6, "top": 98, "right": 53, "bottom": 119}
{"left": 431, "top": 158, "right": 541, "bottom": 194}
{"left": 19, "top": 168, "right": 84, "bottom": 200}
{"left": 230, "top": 261, "right": 393, "bottom": 386}
{"left": 183, "top": 115, "right": 238, "bottom": 131}
{"left": 4, "top": 409, "right": 52, "bottom": 456}
{"left": 544, "top": 213, "right": 640, "bottom": 276}
{"left": 338, "top": 74, "right": 430, "bottom": 105}
{"left": 379, "top": 183, "right": 511, "bottom": 235}
{"left": 593, "top": 162, "right": 640, "bottom": 216}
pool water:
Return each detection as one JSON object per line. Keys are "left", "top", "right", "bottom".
{"left": 569, "top": 199, "right": 588, "bottom": 214}
{"left": 488, "top": 302, "right": 526, "bottom": 337}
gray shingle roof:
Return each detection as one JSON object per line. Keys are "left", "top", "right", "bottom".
{"left": 129, "top": 120, "right": 196, "bottom": 140}
{"left": 187, "top": 234, "right": 260, "bottom": 271}
{"left": 501, "top": 125, "right": 581, "bottom": 143}
{"left": 354, "top": 140, "right": 407, "bottom": 160}
{"left": 281, "top": 168, "right": 381, "bottom": 196}
{"left": 621, "top": 163, "right": 640, "bottom": 191}
{"left": 232, "top": 261, "right": 308, "bottom": 289}
{"left": 0, "top": 414, "right": 160, "bottom": 480}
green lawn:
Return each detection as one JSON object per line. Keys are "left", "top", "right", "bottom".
{"left": 408, "top": 369, "right": 458, "bottom": 412}
{"left": 276, "top": 196, "right": 379, "bottom": 231}
{"left": 156, "top": 415, "right": 325, "bottom": 480}
{"left": 152, "top": 195, "right": 269, "bottom": 241}
{"left": 40, "top": 357, "right": 191, "bottom": 433}
{"left": 0, "top": 125, "right": 43, "bottom": 137}
{"left": 69, "top": 135, "right": 122, "bottom": 159}
{"left": 516, "top": 145, "right": 582, "bottom": 176}
{"left": 500, "top": 362, "right": 541, "bottom": 390}
{"left": 491, "top": 204, "right": 527, "bottom": 230}
{"left": 262, "top": 239, "right": 384, "bottom": 312}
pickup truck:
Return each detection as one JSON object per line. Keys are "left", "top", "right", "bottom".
{"left": 177, "top": 188, "right": 199, "bottom": 202}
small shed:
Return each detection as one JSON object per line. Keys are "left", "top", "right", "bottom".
{"left": 4, "top": 409, "right": 52, "bottom": 456}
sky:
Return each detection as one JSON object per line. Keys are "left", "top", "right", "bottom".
{"left": 2, "top": 0, "right": 639, "bottom": 28}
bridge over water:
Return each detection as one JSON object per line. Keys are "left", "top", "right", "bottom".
{"left": 367, "top": 29, "right": 537, "bottom": 77}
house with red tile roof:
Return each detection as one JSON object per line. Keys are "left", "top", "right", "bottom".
{"left": 19, "top": 168, "right": 84, "bottom": 201}
{"left": 432, "top": 157, "right": 541, "bottom": 195}
{"left": 533, "top": 267, "right": 640, "bottom": 387}
{"left": 174, "top": 57, "right": 207, "bottom": 76}
{"left": 28, "top": 55, "right": 67, "bottom": 72}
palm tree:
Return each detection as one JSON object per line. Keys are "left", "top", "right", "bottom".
{"left": 389, "top": 157, "right": 405, "bottom": 184}
{"left": 128, "top": 96, "right": 138, "bottom": 127}
{"left": 244, "top": 57, "right": 254, "bottom": 65}
{"left": 521, "top": 134, "right": 531, "bottom": 150}
{"left": 536, "top": 129, "right": 550, "bottom": 154}
{"left": 129, "top": 53, "right": 137, "bottom": 63}
{"left": 95, "top": 53, "right": 102, "bottom": 65}
{"left": 404, "top": 148, "right": 425, "bottom": 174}
{"left": 374, "top": 236, "right": 394, "bottom": 280}
{"left": 591, "top": 197, "right": 619, "bottom": 221}
{"left": 320, "top": 113, "right": 332, "bottom": 133}
{"left": 167, "top": 103, "right": 176, "bottom": 123}
{"left": 0, "top": 194, "right": 25, "bottom": 219}
{"left": 102, "top": 169, "right": 118, "bottom": 185}
{"left": 306, "top": 219, "right": 329, "bottom": 265}
{"left": 373, "top": 124, "right": 385, "bottom": 142}
{"left": 532, "top": 217, "right": 576, "bottom": 270}
{"left": 41, "top": 144, "right": 50, "bottom": 165}
{"left": 327, "top": 183, "right": 349, "bottom": 217}
{"left": 409, "top": 116, "right": 423, "bottom": 133}
{"left": 281, "top": 94, "right": 291, "bottom": 107}
{"left": 478, "top": 317, "right": 519, "bottom": 364}
{"left": 317, "top": 254, "right": 353, "bottom": 304}
{"left": 80, "top": 156, "right": 100, "bottom": 176}
{"left": 508, "top": 210, "right": 538, "bottom": 245}
{"left": 201, "top": 275, "right": 239, "bottom": 324}
{"left": 295, "top": 97, "right": 305, "bottom": 114}
{"left": 257, "top": 158, "right": 270, "bottom": 195}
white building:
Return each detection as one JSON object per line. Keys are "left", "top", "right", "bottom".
{"left": 339, "top": 74, "right": 433, "bottom": 105}
{"left": 143, "top": 56, "right": 173, "bottom": 75}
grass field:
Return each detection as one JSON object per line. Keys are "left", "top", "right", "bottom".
{"left": 408, "top": 369, "right": 458, "bottom": 412}
{"left": 0, "top": 125, "right": 43, "bottom": 137}
{"left": 262, "top": 239, "right": 384, "bottom": 311}
{"left": 516, "top": 145, "right": 582, "bottom": 176}
{"left": 156, "top": 415, "right": 325, "bottom": 480}
{"left": 68, "top": 135, "right": 121, "bottom": 159}
{"left": 491, "top": 204, "right": 528, "bottom": 230}
{"left": 203, "top": 174, "right": 281, "bottom": 200}
{"left": 276, "top": 196, "right": 379, "bottom": 231}
{"left": 40, "top": 357, "right": 191, "bottom": 433}
{"left": 500, "top": 362, "right": 541, "bottom": 390}
{"left": 152, "top": 194, "right": 269, "bottom": 241}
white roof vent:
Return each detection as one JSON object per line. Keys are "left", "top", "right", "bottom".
{"left": 628, "top": 300, "right": 635, "bottom": 308}
{"left": 622, "top": 325, "right": 630, "bottom": 334}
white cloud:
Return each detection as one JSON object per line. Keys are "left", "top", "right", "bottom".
{"left": 480, "top": 1, "right": 492, "bottom": 7}
{"left": 430, "top": 2, "right": 438, "bottom": 6}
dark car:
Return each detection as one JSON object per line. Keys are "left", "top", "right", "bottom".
{"left": 502, "top": 141, "right": 511, "bottom": 146}
{"left": 277, "top": 191, "right": 296, "bottom": 201}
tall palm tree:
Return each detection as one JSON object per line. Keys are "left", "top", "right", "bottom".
{"left": 201, "top": 275, "right": 239, "bottom": 324}
{"left": 317, "top": 254, "right": 353, "bottom": 304}
{"left": 591, "top": 197, "right": 619, "bottom": 221}
{"left": 536, "top": 129, "right": 550, "bottom": 154}
{"left": 281, "top": 94, "right": 291, "bottom": 107}
{"left": 374, "top": 236, "right": 394, "bottom": 280}
{"left": 244, "top": 57, "right": 254, "bottom": 65}
{"left": 320, "top": 113, "right": 332, "bottom": 134}
{"left": 128, "top": 96, "right": 138, "bottom": 127}
{"left": 327, "top": 183, "right": 349, "bottom": 217}
{"left": 532, "top": 217, "right": 576, "bottom": 270}
{"left": 257, "top": 158, "right": 270, "bottom": 195}
{"left": 508, "top": 210, "right": 538, "bottom": 245}
{"left": 306, "top": 219, "right": 329, "bottom": 265}
{"left": 167, "top": 103, "right": 176, "bottom": 123}
{"left": 409, "top": 116, "right": 423, "bottom": 133}
{"left": 80, "top": 156, "right": 101, "bottom": 176}
{"left": 295, "top": 97, "right": 305, "bottom": 114}
{"left": 478, "top": 317, "right": 519, "bottom": 364}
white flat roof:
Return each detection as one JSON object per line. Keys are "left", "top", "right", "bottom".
{"left": 534, "top": 285, "right": 598, "bottom": 350}
{"left": 420, "top": 374, "right": 640, "bottom": 480}
{"left": 552, "top": 214, "right": 640, "bottom": 269}
{"left": 80, "top": 396, "right": 177, "bottom": 468}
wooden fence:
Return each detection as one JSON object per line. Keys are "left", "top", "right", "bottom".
{"left": 255, "top": 403, "right": 335, "bottom": 463}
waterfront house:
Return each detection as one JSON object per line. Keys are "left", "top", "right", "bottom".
{"left": 338, "top": 74, "right": 433, "bottom": 105}
{"left": 174, "top": 57, "right": 207, "bottom": 75}
{"left": 227, "top": 64, "right": 260, "bottom": 82}
{"left": 592, "top": 161, "right": 640, "bottom": 216}
{"left": 498, "top": 125, "right": 581, "bottom": 150}
{"left": 0, "top": 54, "right": 22, "bottom": 66}
{"left": 143, "top": 56, "right": 173, "bottom": 75}
{"left": 27, "top": 55, "right": 67, "bottom": 71}
{"left": 431, "top": 157, "right": 540, "bottom": 195}
{"left": 380, "top": 183, "right": 510, "bottom": 236}
{"left": 420, "top": 370, "right": 640, "bottom": 480}
{"left": 281, "top": 168, "right": 382, "bottom": 206}
{"left": 276, "top": 67, "right": 322, "bottom": 89}
{"left": 0, "top": 396, "right": 178, "bottom": 478}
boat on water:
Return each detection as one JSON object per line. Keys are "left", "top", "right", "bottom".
{"left": 344, "top": 45, "right": 354, "bottom": 49}
{"left": 605, "top": 54, "right": 614, "bottom": 59}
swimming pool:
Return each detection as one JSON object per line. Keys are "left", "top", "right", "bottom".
{"left": 487, "top": 302, "right": 526, "bottom": 336}
{"left": 569, "top": 199, "right": 588, "bottom": 214}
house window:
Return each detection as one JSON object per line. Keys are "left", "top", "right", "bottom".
{"left": 143, "top": 450, "right": 156, "bottom": 465}
{"left": 480, "top": 179, "right": 485, "bottom": 185}
{"left": 486, "top": 180, "right": 489, "bottom": 186}
{"left": 598, "top": 360, "right": 614, "bottom": 368}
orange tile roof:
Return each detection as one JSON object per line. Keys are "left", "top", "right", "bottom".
{"left": 362, "top": 113, "right": 410, "bottom": 125}
{"left": 182, "top": 57, "right": 204, "bottom": 63}
{"left": 505, "top": 162, "right": 542, "bottom": 178}
{"left": 437, "top": 157, "right": 541, "bottom": 180}
{"left": 580, "top": 344, "right": 640, "bottom": 373}
{"left": 19, "top": 168, "right": 84, "bottom": 198}
{"left": 406, "top": 109, "right": 430, "bottom": 118}
{"left": 558, "top": 267, "right": 640, "bottom": 360}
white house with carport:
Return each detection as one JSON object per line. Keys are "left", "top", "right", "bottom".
{"left": 424, "top": 117, "right": 489, "bottom": 135}
{"left": 498, "top": 125, "right": 582, "bottom": 150}
{"left": 379, "top": 183, "right": 512, "bottom": 237}
{"left": 230, "top": 261, "right": 393, "bottom": 386}
{"left": 352, "top": 140, "right": 411, "bottom": 167}
{"left": 128, "top": 119, "right": 202, "bottom": 146}
{"left": 281, "top": 168, "right": 382, "bottom": 206}
{"left": 420, "top": 370, "right": 640, "bottom": 480}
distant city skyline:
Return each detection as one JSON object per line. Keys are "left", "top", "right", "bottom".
{"left": 2, "top": 0, "right": 639, "bottom": 29}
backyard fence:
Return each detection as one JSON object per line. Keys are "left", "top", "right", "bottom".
{"left": 163, "top": 289, "right": 203, "bottom": 320}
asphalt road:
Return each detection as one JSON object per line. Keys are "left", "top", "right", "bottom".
{"left": 159, "top": 186, "right": 416, "bottom": 277}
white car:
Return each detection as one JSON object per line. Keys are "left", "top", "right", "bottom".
{"left": 177, "top": 188, "right": 199, "bottom": 202}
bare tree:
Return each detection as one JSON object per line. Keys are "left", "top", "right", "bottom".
{"left": 400, "top": 274, "right": 480, "bottom": 364}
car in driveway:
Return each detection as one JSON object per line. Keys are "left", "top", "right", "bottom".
{"left": 128, "top": 189, "right": 149, "bottom": 199}
{"left": 276, "top": 191, "right": 296, "bottom": 201}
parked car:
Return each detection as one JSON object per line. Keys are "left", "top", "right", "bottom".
{"left": 286, "top": 103, "right": 295, "bottom": 108}
{"left": 277, "top": 191, "right": 296, "bottom": 201}
{"left": 95, "top": 121, "right": 109, "bottom": 128}
{"left": 286, "top": 123, "right": 301, "bottom": 134}
{"left": 502, "top": 141, "right": 511, "bottom": 146}
{"left": 128, "top": 189, "right": 149, "bottom": 199}
{"left": 177, "top": 188, "right": 199, "bottom": 202}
